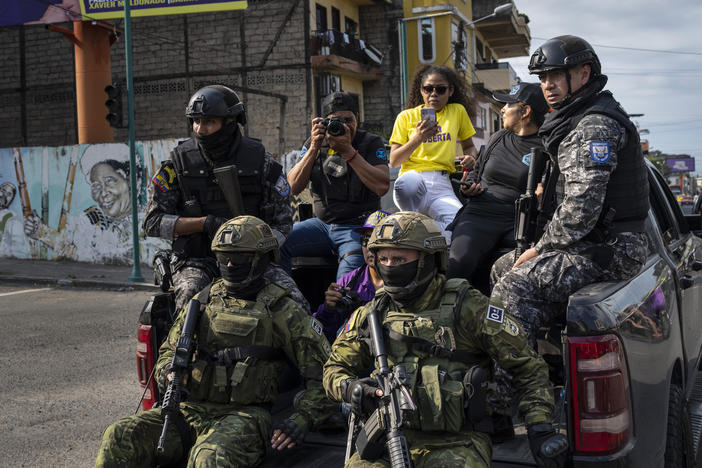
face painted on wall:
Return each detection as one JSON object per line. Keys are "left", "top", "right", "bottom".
{"left": 0, "top": 182, "right": 16, "bottom": 210}
{"left": 89, "top": 163, "right": 131, "bottom": 219}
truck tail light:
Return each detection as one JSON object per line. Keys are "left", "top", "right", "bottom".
{"left": 568, "top": 334, "right": 633, "bottom": 456}
{"left": 137, "top": 324, "right": 158, "bottom": 411}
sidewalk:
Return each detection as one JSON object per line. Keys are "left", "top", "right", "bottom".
{"left": 0, "top": 257, "right": 158, "bottom": 291}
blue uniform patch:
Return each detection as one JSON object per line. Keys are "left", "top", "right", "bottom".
{"left": 299, "top": 146, "right": 308, "bottom": 160}
{"left": 376, "top": 147, "right": 387, "bottom": 161}
{"left": 487, "top": 305, "right": 504, "bottom": 323}
{"left": 521, "top": 153, "right": 531, "bottom": 166}
{"left": 274, "top": 175, "right": 290, "bottom": 197}
{"left": 589, "top": 141, "right": 611, "bottom": 163}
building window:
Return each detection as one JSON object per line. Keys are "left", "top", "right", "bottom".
{"left": 345, "top": 17, "right": 358, "bottom": 36}
{"left": 477, "top": 106, "right": 487, "bottom": 130}
{"left": 451, "top": 20, "right": 468, "bottom": 70}
{"left": 315, "top": 3, "right": 327, "bottom": 31}
{"left": 418, "top": 18, "right": 435, "bottom": 63}
{"left": 491, "top": 110, "right": 501, "bottom": 133}
{"left": 331, "top": 7, "right": 340, "bottom": 31}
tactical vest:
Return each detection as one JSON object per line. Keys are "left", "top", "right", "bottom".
{"left": 309, "top": 130, "right": 381, "bottom": 224}
{"left": 186, "top": 282, "right": 289, "bottom": 406}
{"left": 551, "top": 92, "right": 649, "bottom": 232}
{"left": 360, "top": 279, "right": 486, "bottom": 434}
{"left": 171, "top": 136, "right": 273, "bottom": 257}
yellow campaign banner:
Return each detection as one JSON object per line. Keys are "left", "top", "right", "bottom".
{"left": 78, "top": 0, "right": 247, "bottom": 20}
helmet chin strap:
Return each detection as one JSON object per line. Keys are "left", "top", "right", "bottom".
{"left": 550, "top": 68, "right": 574, "bottom": 109}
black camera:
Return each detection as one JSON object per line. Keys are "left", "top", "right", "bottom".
{"left": 336, "top": 288, "right": 363, "bottom": 312}
{"left": 321, "top": 117, "right": 346, "bottom": 137}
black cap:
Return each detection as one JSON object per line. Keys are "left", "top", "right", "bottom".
{"left": 321, "top": 92, "right": 357, "bottom": 117}
{"left": 492, "top": 82, "right": 549, "bottom": 116}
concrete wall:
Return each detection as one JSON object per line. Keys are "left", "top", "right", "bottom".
{"left": 0, "top": 140, "right": 176, "bottom": 265}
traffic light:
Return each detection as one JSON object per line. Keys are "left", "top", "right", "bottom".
{"left": 105, "top": 84, "right": 123, "bottom": 128}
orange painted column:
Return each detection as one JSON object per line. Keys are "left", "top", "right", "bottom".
{"left": 73, "top": 21, "right": 114, "bottom": 143}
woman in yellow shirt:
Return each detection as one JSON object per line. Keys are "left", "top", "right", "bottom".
{"left": 389, "top": 65, "right": 477, "bottom": 242}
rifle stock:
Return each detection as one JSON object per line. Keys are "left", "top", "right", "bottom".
{"left": 157, "top": 298, "right": 201, "bottom": 453}
{"left": 212, "top": 165, "right": 245, "bottom": 217}
{"left": 514, "top": 148, "right": 548, "bottom": 261}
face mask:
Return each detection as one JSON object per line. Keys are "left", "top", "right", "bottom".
{"left": 219, "top": 263, "right": 251, "bottom": 285}
{"left": 194, "top": 121, "right": 237, "bottom": 162}
{"left": 377, "top": 260, "right": 419, "bottom": 288}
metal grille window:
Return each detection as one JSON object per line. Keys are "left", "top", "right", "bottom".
{"left": 418, "top": 18, "right": 435, "bottom": 63}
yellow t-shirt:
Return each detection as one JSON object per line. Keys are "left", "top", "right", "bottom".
{"left": 389, "top": 103, "right": 476, "bottom": 175}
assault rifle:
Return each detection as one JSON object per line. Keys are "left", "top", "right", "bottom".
{"left": 347, "top": 307, "right": 416, "bottom": 468}
{"left": 213, "top": 165, "right": 245, "bottom": 217}
{"left": 514, "top": 147, "right": 548, "bottom": 262}
{"left": 157, "top": 298, "right": 201, "bottom": 453}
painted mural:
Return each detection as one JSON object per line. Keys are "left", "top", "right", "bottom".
{"left": 0, "top": 139, "right": 180, "bottom": 265}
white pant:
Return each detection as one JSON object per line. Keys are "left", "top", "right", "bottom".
{"left": 392, "top": 170, "right": 462, "bottom": 243}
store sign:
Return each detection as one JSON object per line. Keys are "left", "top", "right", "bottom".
{"left": 666, "top": 157, "right": 695, "bottom": 173}
{"left": 79, "top": 0, "right": 247, "bottom": 20}
{"left": 0, "top": 0, "right": 245, "bottom": 27}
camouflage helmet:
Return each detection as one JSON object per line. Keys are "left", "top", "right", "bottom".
{"left": 528, "top": 35, "right": 601, "bottom": 76}
{"left": 185, "top": 85, "right": 246, "bottom": 126}
{"left": 367, "top": 211, "right": 448, "bottom": 272}
{"left": 211, "top": 215, "right": 279, "bottom": 263}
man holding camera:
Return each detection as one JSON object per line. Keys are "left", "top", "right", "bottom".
{"left": 281, "top": 92, "right": 390, "bottom": 280}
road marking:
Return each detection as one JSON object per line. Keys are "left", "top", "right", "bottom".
{"left": 0, "top": 287, "right": 53, "bottom": 298}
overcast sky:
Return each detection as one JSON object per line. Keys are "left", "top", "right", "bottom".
{"left": 509, "top": 0, "right": 702, "bottom": 174}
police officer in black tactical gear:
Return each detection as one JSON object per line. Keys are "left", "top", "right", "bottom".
{"left": 282, "top": 92, "right": 390, "bottom": 281}
{"left": 490, "top": 35, "right": 649, "bottom": 351}
{"left": 143, "top": 85, "right": 307, "bottom": 313}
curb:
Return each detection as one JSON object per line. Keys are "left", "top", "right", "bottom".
{"left": 0, "top": 275, "right": 159, "bottom": 291}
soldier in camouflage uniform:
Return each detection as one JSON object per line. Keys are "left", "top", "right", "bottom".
{"left": 490, "top": 36, "right": 649, "bottom": 348}
{"left": 323, "top": 212, "right": 567, "bottom": 467}
{"left": 96, "top": 216, "right": 335, "bottom": 468}
{"left": 143, "top": 85, "right": 308, "bottom": 313}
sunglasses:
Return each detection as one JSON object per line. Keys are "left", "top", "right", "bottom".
{"left": 421, "top": 85, "right": 449, "bottom": 95}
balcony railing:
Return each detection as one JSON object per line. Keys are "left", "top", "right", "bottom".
{"left": 310, "top": 29, "right": 383, "bottom": 67}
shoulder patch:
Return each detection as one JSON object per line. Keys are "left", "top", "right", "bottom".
{"left": 376, "top": 147, "right": 387, "bottom": 161}
{"left": 152, "top": 165, "right": 176, "bottom": 192}
{"left": 273, "top": 174, "right": 291, "bottom": 197}
{"left": 521, "top": 153, "right": 531, "bottom": 166}
{"left": 589, "top": 141, "right": 611, "bottom": 163}
{"left": 486, "top": 305, "right": 504, "bottom": 324}
{"left": 311, "top": 318, "right": 323, "bottom": 336}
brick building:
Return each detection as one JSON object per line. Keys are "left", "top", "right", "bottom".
{"left": 0, "top": 0, "right": 530, "bottom": 155}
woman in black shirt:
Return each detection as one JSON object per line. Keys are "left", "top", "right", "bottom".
{"left": 447, "top": 83, "right": 549, "bottom": 294}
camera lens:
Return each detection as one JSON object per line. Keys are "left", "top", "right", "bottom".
{"left": 326, "top": 119, "right": 346, "bottom": 137}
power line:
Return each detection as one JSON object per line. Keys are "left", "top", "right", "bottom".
{"left": 532, "top": 36, "right": 702, "bottom": 57}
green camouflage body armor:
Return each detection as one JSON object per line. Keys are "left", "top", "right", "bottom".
{"left": 187, "top": 281, "right": 289, "bottom": 405}
{"left": 362, "top": 278, "right": 483, "bottom": 433}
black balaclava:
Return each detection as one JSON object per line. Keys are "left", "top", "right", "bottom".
{"left": 194, "top": 120, "right": 238, "bottom": 162}
{"left": 218, "top": 254, "right": 270, "bottom": 299}
{"left": 376, "top": 254, "right": 436, "bottom": 307}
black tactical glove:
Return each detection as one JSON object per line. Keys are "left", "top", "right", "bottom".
{"left": 273, "top": 418, "right": 306, "bottom": 446}
{"left": 527, "top": 423, "right": 568, "bottom": 468}
{"left": 203, "top": 215, "right": 227, "bottom": 239}
{"left": 341, "top": 378, "right": 381, "bottom": 415}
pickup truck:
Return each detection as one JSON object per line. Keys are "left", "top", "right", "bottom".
{"left": 137, "top": 161, "right": 702, "bottom": 467}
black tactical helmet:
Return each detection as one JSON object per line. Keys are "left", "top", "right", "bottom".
{"left": 528, "top": 35, "right": 601, "bottom": 76}
{"left": 185, "top": 85, "right": 246, "bottom": 126}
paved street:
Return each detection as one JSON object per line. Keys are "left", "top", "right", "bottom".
{"left": 0, "top": 284, "right": 152, "bottom": 467}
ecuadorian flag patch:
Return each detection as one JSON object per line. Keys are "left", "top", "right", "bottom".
{"left": 589, "top": 141, "right": 611, "bottom": 163}
{"left": 152, "top": 166, "right": 176, "bottom": 192}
